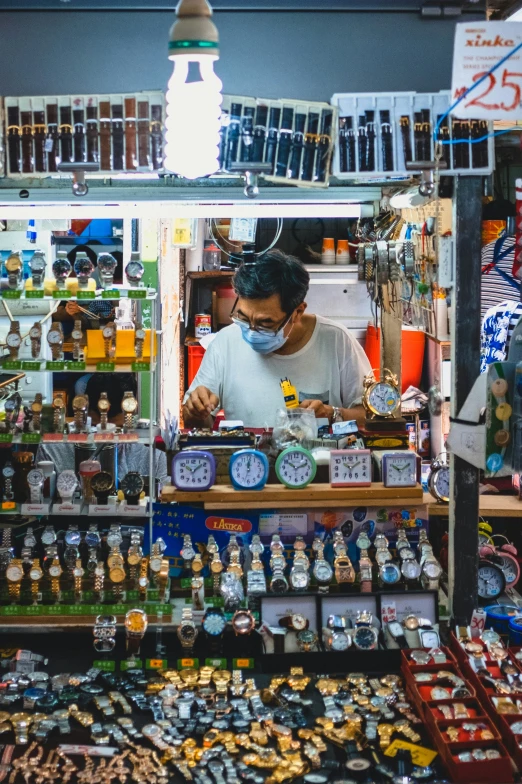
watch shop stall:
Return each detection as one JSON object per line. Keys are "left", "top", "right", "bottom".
{"left": 1, "top": 1, "right": 522, "bottom": 782}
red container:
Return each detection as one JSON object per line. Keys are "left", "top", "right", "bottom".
{"left": 187, "top": 344, "right": 205, "bottom": 386}
{"left": 365, "top": 324, "right": 425, "bottom": 393}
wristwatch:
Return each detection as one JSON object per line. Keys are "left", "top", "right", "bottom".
{"left": 29, "top": 559, "right": 43, "bottom": 603}
{"left": 2, "top": 462, "right": 15, "bottom": 501}
{"left": 5, "top": 251, "right": 23, "bottom": 289}
{"left": 422, "top": 556, "right": 443, "bottom": 591}
{"left": 6, "top": 558, "right": 23, "bottom": 602}
{"left": 97, "top": 252, "right": 117, "bottom": 289}
{"left": 94, "top": 562, "right": 105, "bottom": 602}
{"left": 177, "top": 607, "right": 198, "bottom": 654}
{"left": 125, "top": 608, "right": 148, "bottom": 655}
{"left": 4, "top": 393, "right": 21, "bottom": 433}
{"left": 73, "top": 558, "right": 85, "bottom": 602}
{"left": 29, "top": 323, "right": 42, "bottom": 359}
{"left": 48, "top": 556, "right": 63, "bottom": 601}
{"left": 231, "top": 609, "right": 255, "bottom": 636}
{"left": 134, "top": 320, "right": 146, "bottom": 359}
{"left": 358, "top": 548, "right": 373, "bottom": 593}
{"left": 313, "top": 543, "right": 333, "bottom": 593}
{"left": 387, "top": 620, "right": 408, "bottom": 649}
{"left": 71, "top": 320, "right": 84, "bottom": 361}
{"left": 90, "top": 471, "right": 114, "bottom": 504}
{"left": 30, "top": 393, "right": 43, "bottom": 432}
{"left": 52, "top": 394, "right": 66, "bottom": 433}
{"left": 121, "top": 391, "right": 138, "bottom": 430}
{"left": 120, "top": 471, "right": 144, "bottom": 506}
{"left": 125, "top": 253, "right": 145, "bottom": 287}
{"left": 353, "top": 611, "right": 378, "bottom": 651}
{"left": 325, "top": 615, "right": 352, "bottom": 651}
{"left": 47, "top": 322, "right": 64, "bottom": 361}
{"left": 57, "top": 470, "right": 78, "bottom": 503}
{"left": 334, "top": 548, "right": 356, "bottom": 584}
{"left": 202, "top": 608, "right": 226, "bottom": 653}
{"left": 102, "top": 322, "right": 116, "bottom": 360}
{"left": 331, "top": 407, "right": 343, "bottom": 423}
{"left": 126, "top": 529, "right": 143, "bottom": 582}
{"left": 6, "top": 321, "right": 22, "bottom": 360}
{"left": 26, "top": 468, "right": 44, "bottom": 503}
{"left": 93, "top": 614, "right": 117, "bottom": 654}
{"left": 247, "top": 551, "right": 267, "bottom": 595}
{"left": 279, "top": 613, "right": 309, "bottom": 632}
{"left": 97, "top": 392, "right": 111, "bottom": 429}
{"left": 138, "top": 557, "right": 149, "bottom": 602}
{"left": 29, "top": 249, "right": 46, "bottom": 288}
{"left": 52, "top": 252, "right": 72, "bottom": 289}
{"left": 72, "top": 394, "right": 89, "bottom": 433}
{"left": 74, "top": 252, "right": 94, "bottom": 288}
{"left": 210, "top": 551, "right": 224, "bottom": 595}
{"left": 158, "top": 558, "right": 170, "bottom": 602}
{"left": 296, "top": 630, "right": 318, "bottom": 652}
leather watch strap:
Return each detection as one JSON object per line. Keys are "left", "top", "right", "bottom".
{"left": 86, "top": 102, "right": 99, "bottom": 163}
{"left": 150, "top": 101, "right": 163, "bottom": 170}
{"left": 33, "top": 100, "right": 47, "bottom": 173}
{"left": 59, "top": 103, "right": 73, "bottom": 163}
{"left": 46, "top": 102, "right": 59, "bottom": 172}
{"left": 125, "top": 97, "right": 137, "bottom": 170}
{"left": 73, "top": 101, "right": 86, "bottom": 162}
{"left": 99, "top": 99, "right": 112, "bottom": 171}
{"left": 112, "top": 100, "right": 124, "bottom": 171}
{"left": 137, "top": 98, "right": 150, "bottom": 168}
{"left": 7, "top": 103, "right": 21, "bottom": 174}
{"left": 20, "top": 104, "right": 33, "bottom": 174}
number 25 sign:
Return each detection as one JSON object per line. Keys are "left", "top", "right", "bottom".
{"left": 451, "top": 22, "right": 522, "bottom": 120}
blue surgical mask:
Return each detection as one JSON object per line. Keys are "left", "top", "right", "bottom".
{"left": 237, "top": 319, "right": 292, "bottom": 354}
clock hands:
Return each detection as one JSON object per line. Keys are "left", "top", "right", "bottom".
{"left": 344, "top": 460, "right": 361, "bottom": 470}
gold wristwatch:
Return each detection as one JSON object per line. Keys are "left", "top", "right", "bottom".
{"left": 5, "top": 251, "right": 23, "bottom": 289}
{"left": 134, "top": 320, "right": 146, "bottom": 359}
{"left": 6, "top": 321, "right": 22, "bottom": 360}
{"left": 102, "top": 322, "right": 116, "bottom": 360}
{"left": 47, "top": 322, "right": 64, "bottom": 361}
{"left": 97, "top": 392, "right": 111, "bottom": 430}
{"left": 71, "top": 320, "right": 83, "bottom": 361}
{"left": 121, "top": 391, "right": 138, "bottom": 431}
{"left": 158, "top": 558, "right": 170, "bottom": 602}
{"left": 72, "top": 394, "right": 89, "bottom": 433}
{"left": 6, "top": 558, "right": 23, "bottom": 602}
{"left": 30, "top": 393, "right": 43, "bottom": 432}
{"left": 334, "top": 549, "right": 356, "bottom": 584}
{"left": 53, "top": 394, "right": 66, "bottom": 433}
{"left": 48, "top": 556, "right": 63, "bottom": 602}
{"left": 227, "top": 550, "right": 243, "bottom": 578}
{"left": 73, "top": 558, "right": 85, "bottom": 602}
{"left": 127, "top": 532, "right": 143, "bottom": 583}
{"left": 94, "top": 562, "right": 105, "bottom": 601}
{"left": 138, "top": 556, "right": 149, "bottom": 602}
{"left": 210, "top": 551, "right": 223, "bottom": 594}
{"left": 29, "top": 322, "right": 42, "bottom": 359}
{"left": 29, "top": 559, "right": 43, "bottom": 603}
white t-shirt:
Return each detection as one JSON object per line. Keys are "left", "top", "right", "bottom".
{"left": 186, "top": 316, "right": 371, "bottom": 428}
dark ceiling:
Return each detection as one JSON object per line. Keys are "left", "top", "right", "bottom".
{"left": 0, "top": 0, "right": 487, "bottom": 10}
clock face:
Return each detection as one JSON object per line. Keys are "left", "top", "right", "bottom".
{"left": 497, "top": 553, "right": 519, "bottom": 586}
{"left": 276, "top": 447, "right": 316, "bottom": 489}
{"left": 331, "top": 633, "right": 350, "bottom": 652}
{"left": 368, "top": 382, "right": 400, "bottom": 416}
{"left": 330, "top": 449, "right": 371, "bottom": 487}
{"left": 48, "top": 330, "right": 62, "bottom": 345}
{"left": 6, "top": 333, "right": 21, "bottom": 348}
{"left": 203, "top": 612, "right": 226, "bottom": 636}
{"left": 380, "top": 562, "right": 400, "bottom": 584}
{"left": 6, "top": 564, "right": 23, "bottom": 581}
{"left": 431, "top": 465, "right": 450, "bottom": 502}
{"left": 230, "top": 449, "right": 268, "bottom": 490}
{"left": 478, "top": 562, "right": 505, "bottom": 599}
{"left": 173, "top": 451, "right": 216, "bottom": 491}
{"left": 383, "top": 453, "right": 417, "bottom": 487}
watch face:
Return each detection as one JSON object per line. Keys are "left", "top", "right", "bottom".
{"left": 126, "top": 261, "right": 144, "bottom": 280}
{"left": 5, "top": 255, "right": 22, "bottom": 272}
{"left": 230, "top": 449, "right": 269, "bottom": 490}
{"left": 498, "top": 553, "right": 520, "bottom": 586}
{"left": 399, "top": 547, "right": 416, "bottom": 561}
{"left": 420, "top": 630, "right": 440, "bottom": 649}
{"left": 6, "top": 332, "right": 21, "bottom": 349}
{"left": 233, "top": 611, "right": 254, "bottom": 634}
{"left": 290, "top": 568, "right": 310, "bottom": 590}
{"left": 380, "top": 562, "right": 401, "bottom": 584}
{"left": 313, "top": 560, "right": 333, "bottom": 583}
{"left": 402, "top": 559, "right": 422, "bottom": 580}
{"left": 29, "top": 567, "right": 43, "bottom": 580}
{"left": 27, "top": 469, "right": 44, "bottom": 486}
{"left": 150, "top": 557, "right": 162, "bottom": 572}
{"left": 2, "top": 466, "right": 14, "bottom": 478}
{"left": 331, "top": 632, "right": 350, "bottom": 651}
{"left": 478, "top": 562, "right": 505, "bottom": 599}
{"left": 276, "top": 447, "right": 316, "bottom": 489}
{"left": 85, "top": 530, "right": 101, "bottom": 547}
{"left": 135, "top": 329, "right": 146, "bottom": 340}
{"left": 180, "top": 624, "right": 196, "bottom": 642}
{"left": 172, "top": 451, "right": 216, "bottom": 491}
{"left": 71, "top": 329, "right": 82, "bottom": 340}
{"left": 90, "top": 472, "right": 114, "bottom": 494}
{"left": 121, "top": 396, "right": 138, "bottom": 413}
{"left": 57, "top": 471, "right": 78, "bottom": 495}
{"left": 102, "top": 326, "right": 114, "bottom": 339}
{"left": 74, "top": 258, "right": 94, "bottom": 276}
{"left": 106, "top": 531, "right": 122, "bottom": 547}
{"left": 383, "top": 453, "right": 417, "bottom": 488}
{"left": 482, "top": 630, "right": 500, "bottom": 644}
{"left": 203, "top": 611, "right": 226, "bottom": 636}
{"left": 98, "top": 253, "right": 117, "bottom": 274}
{"left": 423, "top": 561, "right": 442, "bottom": 579}
{"left": 271, "top": 576, "right": 288, "bottom": 593}
{"left": 354, "top": 626, "right": 377, "bottom": 650}
{"left": 6, "top": 564, "right": 23, "bottom": 581}
{"left": 330, "top": 449, "right": 371, "bottom": 487}
{"left": 30, "top": 259, "right": 46, "bottom": 273}
{"left": 431, "top": 465, "right": 450, "bottom": 502}
{"left": 48, "top": 330, "right": 62, "bottom": 345}
{"left": 291, "top": 613, "right": 307, "bottom": 631}
{"left": 52, "top": 259, "right": 72, "bottom": 278}
{"left": 121, "top": 472, "right": 144, "bottom": 496}
{"left": 125, "top": 609, "right": 148, "bottom": 634}
{"left": 49, "top": 565, "right": 62, "bottom": 578}
{"left": 367, "top": 382, "right": 400, "bottom": 416}
{"left": 41, "top": 529, "right": 56, "bottom": 545}
{"left": 73, "top": 566, "right": 84, "bottom": 578}
{"left": 65, "top": 529, "right": 81, "bottom": 546}
{"left": 110, "top": 567, "right": 126, "bottom": 583}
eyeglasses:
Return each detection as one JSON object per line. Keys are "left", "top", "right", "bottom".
{"left": 230, "top": 299, "right": 293, "bottom": 336}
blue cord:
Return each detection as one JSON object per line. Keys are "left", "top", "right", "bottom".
{"left": 434, "top": 39, "right": 522, "bottom": 145}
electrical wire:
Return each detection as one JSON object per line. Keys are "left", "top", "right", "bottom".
{"left": 434, "top": 39, "right": 522, "bottom": 145}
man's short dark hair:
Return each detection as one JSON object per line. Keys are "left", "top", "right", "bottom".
{"left": 233, "top": 250, "right": 310, "bottom": 315}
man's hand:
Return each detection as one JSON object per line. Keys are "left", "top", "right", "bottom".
{"left": 65, "top": 301, "right": 81, "bottom": 316}
{"left": 184, "top": 385, "right": 220, "bottom": 422}
{"left": 300, "top": 399, "right": 334, "bottom": 420}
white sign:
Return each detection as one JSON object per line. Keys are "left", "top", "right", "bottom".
{"left": 259, "top": 513, "right": 308, "bottom": 535}
{"left": 451, "top": 21, "right": 522, "bottom": 120}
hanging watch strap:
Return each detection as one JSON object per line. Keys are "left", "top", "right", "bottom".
{"left": 137, "top": 98, "right": 151, "bottom": 168}
{"left": 150, "top": 102, "right": 163, "bottom": 170}
{"left": 46, "top": 102, "right": 59, "bottom": 172}
{"left": 86, "top": 104, "right": 99, "bottom": 163}
{"left": 7, "top": 104, "right": 21, "bottom": 174}
{"left": 112, "top": 101, "right": 124, "bottom": 171}
{"left": 33, "top": 104, "right": 47, "bottom": 173}
{"left": 99, "top": 99, "right": 112, "bottom": 171}
{"left": 59, "top": 103, "right": 73, "bottom": 163}
{"left": 125, "top": 96, "right": 137, "bottom": 171}
{"left": 73, "top": 103, "right": 86, "bottom": 163}
{"left": 20, "top": 106, "right": 34, "bottom": 174}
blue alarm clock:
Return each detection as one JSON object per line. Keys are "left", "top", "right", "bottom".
{"left": 229, "top": 449, "right": 269, "bottom": 491}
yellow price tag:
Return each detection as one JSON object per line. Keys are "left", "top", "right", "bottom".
{"left": 181, "top": 658, "right": 195, "bottom": 668}
{"left": 384, "top": 740, "right": 437, "bottom": 767}
{"left": 235, "top": 659, "right": 251, "bottom": 668}
{"left": 1, "top": 502, "right": 15, "bottom": 510}
{"left": 147, "top": 659, "right": 165, "bottom": 670}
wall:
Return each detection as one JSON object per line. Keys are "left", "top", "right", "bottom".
{"left": 0, "top": 10, "right": 481, "bottom": 100}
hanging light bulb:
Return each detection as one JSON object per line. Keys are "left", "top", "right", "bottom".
{"left": 164, "top": 0, "right": 223, "bottom": 180}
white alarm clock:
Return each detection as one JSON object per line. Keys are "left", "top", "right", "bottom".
{"left": 330, "top": 449, "right": 371, "bottom": 488}
{"left": 382, "top": 452, "right": 417, "bottom": 488}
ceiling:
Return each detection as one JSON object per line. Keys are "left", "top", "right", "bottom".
{"left": 0, "top": 0, "right": 487, "bottom": 10}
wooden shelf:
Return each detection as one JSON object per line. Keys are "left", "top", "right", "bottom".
{"left": 161, "top": 482, "right": 423, "bottom": 510}
{"left": 427, "top": 493, "right": 522, "bottom": 518}
{"left": 187, "top": 270, "right": 235, "bottom": 280}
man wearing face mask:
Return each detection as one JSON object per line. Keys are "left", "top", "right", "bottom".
{"left": 183, "top": 250, "right": 371, "bottom": 429}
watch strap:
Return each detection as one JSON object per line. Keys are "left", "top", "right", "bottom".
{"left": 20, "top": 107, "right": 33, "bottom": 174}
{"left": 7, "top": 104, "right": 21, "bottom": 174}
{"left": 33, "top": 106, "right": 47, "bottom": 173}
{"left": 360, "top": 579, "right": 372, "bottom": 593}
{"left": 112, "top": 101, "right": 124, "bottom": 171}
{"left": 150, "top": 101, "right": 163, "bottom": 170}
{"left": 137, "top": 98, "right": 150, "bottom": 168}
{"left": 99, "top": 100, "right": 112, "bottom": 171}
{"left": 86, "top": 104, "right": 99, "bottom": 163}
{"left": 73, "top": 103, "right": 86, "bottom": 163}
{"left": 46, "top": 102, "right": 59, "bottom": 173}
{"left": 59, "top": 103, "right": 73, "bottom": 163}
{"left": 125, "top": 97, "right": 137, "bottom": 171}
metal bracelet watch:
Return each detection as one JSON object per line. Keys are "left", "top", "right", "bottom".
{"left": 331, "top": 406, "right": 343, "bottom": 423}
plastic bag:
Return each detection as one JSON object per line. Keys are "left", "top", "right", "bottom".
{"left": 273, "top": 407, "right": 318, "bottom": 451}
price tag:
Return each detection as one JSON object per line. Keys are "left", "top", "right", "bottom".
{"left": 2, "top": 361, "right": 22, "bottom": 371}
{"left": 384, "top": 740, "right": 437, "bottom": 767}
{"left": 117, "top": 433, "right": 139, "bottom": 442}
{"left": 93, "top": 660, "right": 116, "bottom": 672}
{"left": 25, "top": 290, "right": 45, "bottom": 299}
{"left": 471, "top": 609, "right": 487, "bottom": 638}
{"left": 102, "top": 290, "right": 120, "bottom": 299}
{"left": 131, "top": 362, "right": 150, "bottom": 372}
{"left": 205, "top": 596, "right": 224, "bottom": 607}
{"left": 94, "top": 433, "right": 115, "bottom": 442}
{"left": 232, "top": 658, "right": 254, "bottom": 669}
{"left": 120, "top": 659, "right": 142, "bottom": 671}
{"left": 451, "top": 21, "right": 522, "bottom": 120}
{"left": 96, "top": 362, "right": 115, "bottom": 372}
{"left": 146, "top": 659, "right": 167, "bottom": 670}
{"left": 205, "top": 658, "right": 227, "bottom": 669}
{"left": 0, "top": 434, "right": 13, "bottom": 444}
{"left": 381, "top": 601, "right": 397, "bottom": 624}
{"left": 180, "top": 578, "right": 191, "bottom": 589}
{"left": 2, "top": 290, "right": 21, "bottom": 299}
{"left": 178, "top": 658, "right": 199, "bottom": 669}
{"left": 67, "top": 434, "right": 88, "bottom": 442}
{"left": 46, "top": 361, "right": 65, "bottom": 371}
{"left": 77, "top": 291, "right": 95, "bottom": 300}
{"left": 128, "top": 289, "right": 147, "bottom": 299}
{"left": 1, "top": 502, "right": 16, "bottom": 510}
{"left": 66, "top": 361, "right": 86, "bottom": 371}
{"left": 53, "top": 290, "right": 71, "bottom": 299}
{"left": 21, "top": 433, "right": 41, "bottom": 444}
{"left": 43, "top": 434, "right": 64, "bottom": 442}
{"left": 21, "top": 361, "right": 42, "bottom": 371}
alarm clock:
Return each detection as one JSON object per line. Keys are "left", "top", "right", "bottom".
{"left": 330, "top": 449, "right": 371, "bottom": 488}
{"left": 362, "top": 369, "right": 401, "bottom": 419}
{"left": 382, "top": 452, "right": 417, "bottom": 488}
{"left": 428, "top": 456, "right": 450, "bottom": 503}
{"left": 172, "top": 450, "right": 216, "bottom": 491}
{"left": 229, "top": 448, "right": 269, "bottom": 491}
{"left": 275, "top": 445, "right": 316, "bottom": 489}
{"left": 478, "top": 560, "right": 506, "bottom": 600}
